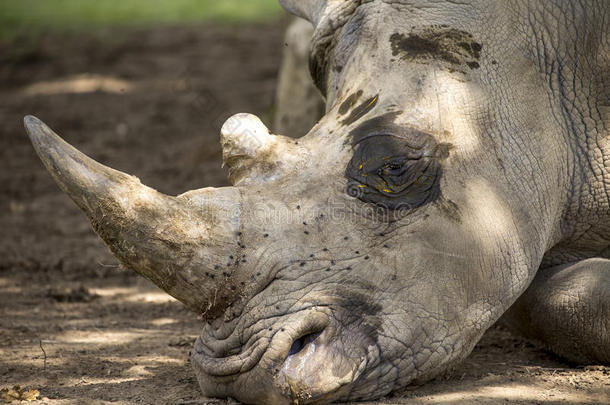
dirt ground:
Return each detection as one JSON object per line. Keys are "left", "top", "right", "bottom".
{"left": 1, "top": 22, "right": 608, "bottom": 405}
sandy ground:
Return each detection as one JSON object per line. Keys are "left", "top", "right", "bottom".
{"left": 1, "top": 22, "right": 609, "bottom": 405}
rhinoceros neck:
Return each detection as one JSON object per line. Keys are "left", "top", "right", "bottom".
{"left": 510, "top": 0, "right": 610, "bottom": 263}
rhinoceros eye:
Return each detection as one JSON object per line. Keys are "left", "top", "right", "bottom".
{"left": 380, "top": 161, "right": 407, "bottom": 177}
{"left": 381, "top": 162, "right": 402, "bottom": 173}
{"left": 345, "top": 120, "right": 449, "bottom": 211}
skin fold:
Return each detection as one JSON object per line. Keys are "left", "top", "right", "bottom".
{"left": 24, "top": 1, "right": 609, "bottom": 404}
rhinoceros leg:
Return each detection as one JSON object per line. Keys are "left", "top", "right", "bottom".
{"left": 503, "top": 258, "right": 610, "bottom": 364}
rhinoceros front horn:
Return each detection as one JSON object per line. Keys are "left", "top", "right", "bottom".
{"left": 24, "top": 116, "right": 243, "bottom": 317}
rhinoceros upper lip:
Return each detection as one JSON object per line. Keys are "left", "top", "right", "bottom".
{"left": 192, "top": 308, "right": 331, "bottom": 377}
{"left": 192, "top": 334, "right": 269, "bottom": 377}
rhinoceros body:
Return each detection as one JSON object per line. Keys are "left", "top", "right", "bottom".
{"left": 25, "top": 0, "right": 609, "bottom": 404}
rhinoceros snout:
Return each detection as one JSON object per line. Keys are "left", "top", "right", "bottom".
{"left": 192, "top": 308, "right": 373, "bottom": 404}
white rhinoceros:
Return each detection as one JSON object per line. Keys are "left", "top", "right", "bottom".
{"left": 24, "top": 0, "right": 609, "bottom": 404}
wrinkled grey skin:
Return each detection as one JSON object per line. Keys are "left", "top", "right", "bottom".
{"left": 24, "top": 0, "right": 609, "bottom": 404}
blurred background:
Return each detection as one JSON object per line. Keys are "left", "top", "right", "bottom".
{"left": 1, "top": 0, "right": 289, "bottom": 274}
{"left": 1, "top": 0, "right": 283, "bottom": 38}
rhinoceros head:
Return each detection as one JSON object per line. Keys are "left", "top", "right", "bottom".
{"left": 26, "top": 0, "right": 575, "bottom": 403}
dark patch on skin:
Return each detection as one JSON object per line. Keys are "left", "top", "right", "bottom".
{"left": 334, "top": 287, "right": 382, "bottom": 318}
{"left": 338, "top": 90, "right": 363, "bottom": 115}
{"left": 341, "top": 95, "right": 379, "bottom": 126}
{"left": 390, "top": 26, "right": 483, "bottom": 73}
{"left": 331, "top": 283, "right": 383, "bottom": 347}
{"left": 471, "top": 42, "right": 483, "bottom": 57}
{"left": 309, "top": 51, "right": 329, "bottom": 97}
{"left": 346, "top": 112, "right": 452, "bottom": 211}
{"left": 435, "top": 198, "right": 462, "bottom": 223}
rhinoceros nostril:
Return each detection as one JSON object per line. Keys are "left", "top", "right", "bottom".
{"left": 288, "top": 331, "right": 321, "bottom": 356}
{"left": 288, "top": 337, "right": 305, "bottom": 356}
{"left": 279, "top": 321, "right": 368, "bottom": 403}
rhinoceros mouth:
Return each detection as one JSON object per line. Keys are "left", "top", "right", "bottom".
{"left": 192, "top": 334, "right": 269, "bottom": 377}
{"left": 192, "top": 308, "right": 331, "bottom": 377}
